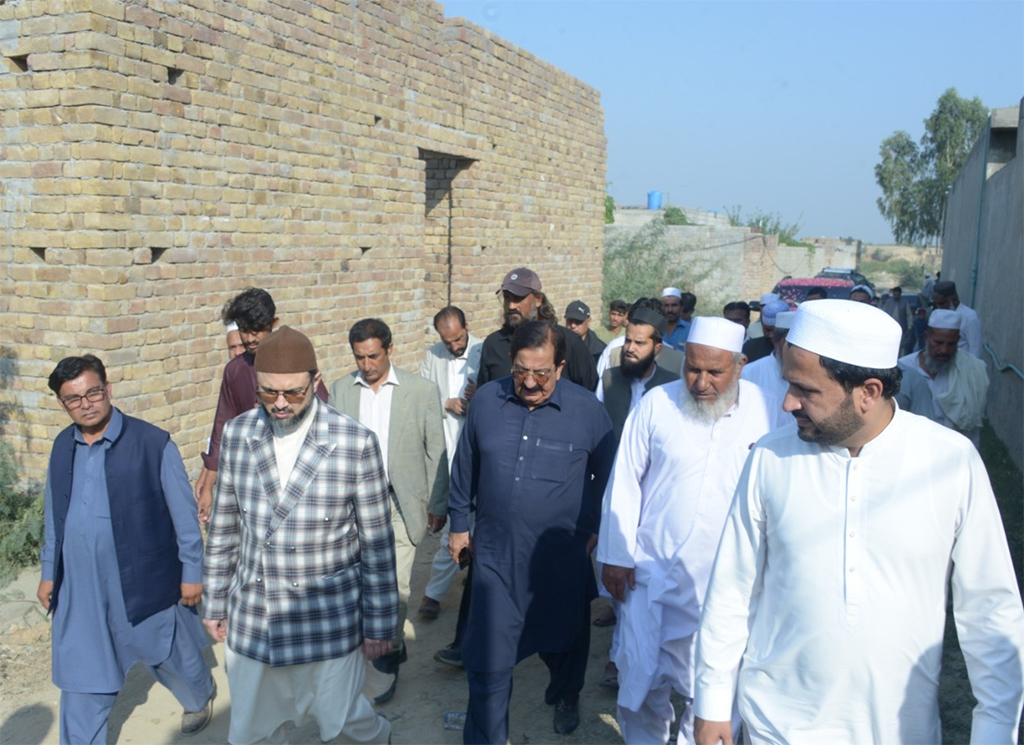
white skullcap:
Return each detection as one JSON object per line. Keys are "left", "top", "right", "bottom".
{"left": 774, "top": 311, "right": 797, "bottom": 330}
{"left": 788, "top": 299, "right": 902, "bottom": 368}
{"left": 928, "top": 309, "right": 961, "bottom": 330}
{"left": 662, "top": 287, "right": 682, "bottom": 299}
{"left": 760, "top": 300, "right": 791, "bottom": 325}
{"left": 225, "top": 321, "right": 239, "bottom": 333}
{"left": 686, "top": 316, "right": 745, "bottom": 354}
{"left": 760, "top": 292, "right": 779, "bottom": 305}
{"left": 850, "top": 284, "right": 874, "bottom": 299}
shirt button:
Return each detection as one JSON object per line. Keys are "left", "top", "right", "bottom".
{"left": 522, "top": 435, "right": 528, "bottom": 440}
{"left": 515, "top": 477, "right": 520, "bottom": 481}
{"left": 256, "top": 577, "right": 262, "bottom": 583}
{"left": 518, "top": 456, "right": 524, "bottom": 461}
{"left": 849, "top": 532, "right": 855, "bottom": 537}
{"left": 265, "top": 541, "right": 271, "bottom": 547}
{"left": 849, "top": 567, "right": 856, "bottom": 572}
{"left": 851, "top": 496, "right": 857, "bottom": 502}
{"left": 324, "top": 517, "right": 330, "bottom": 522}
{"left": 292, "top": 582, "right": 299, "bottom": 587}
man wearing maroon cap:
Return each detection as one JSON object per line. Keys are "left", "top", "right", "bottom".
{"left": 476, "top": 267, "right": 598, "bottom": 391}
{"left": 204, "top": 326, "right": 398, "bottom": 745}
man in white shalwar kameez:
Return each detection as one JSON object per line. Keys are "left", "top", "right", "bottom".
{"left": 598, "top": 317, "right": 779, "bottom": 745}
{"left": 895, "top": 309, "right": 988, "bottom": 449}
{"left": 693, "top": 300, "right": 1024, "bottom": 745}
{"left": 739, "top": 311, "right": 795, "bottom": 429}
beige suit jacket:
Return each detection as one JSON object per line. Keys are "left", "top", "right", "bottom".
{"left": 329, "top": 365, "right": 449, "bottom": 545}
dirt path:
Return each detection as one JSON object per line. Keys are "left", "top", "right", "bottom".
{"left": 1, "top": 542, "right": 626, "bottom": 745}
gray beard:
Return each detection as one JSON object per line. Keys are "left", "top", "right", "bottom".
{"left": 679, "top": 377, "right": 740, "bottom": 423}
{"left": 922, "top": 350, "right": 953, "bottom": 376}
{"left": 269, "top": 397, "right": 316, "bottom": 437}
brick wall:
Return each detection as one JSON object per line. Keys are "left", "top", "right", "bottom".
{"left": 0, "top": 0, "right": 607, "bottom": 477}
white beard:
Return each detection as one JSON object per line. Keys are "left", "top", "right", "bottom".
{"left": 679, "top": 376, "right": 740, "bottom": 423}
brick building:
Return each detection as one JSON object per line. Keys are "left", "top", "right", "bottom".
{"left": 0, "top": 0, "right": 607, "bottom": 475}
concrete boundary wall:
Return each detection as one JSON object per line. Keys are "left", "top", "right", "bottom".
{"left": 0, "top": 0, "right": 607, "bottom": 476}
{"left": 942, "top": 101, "right": 1024, "bottom": 470}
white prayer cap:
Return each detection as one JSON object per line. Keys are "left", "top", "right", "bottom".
{"left": 686, "top": 316, "right": 745, "bottom": 354}
{"left": 788, "top": 299, "right": 902, "bottom": 368}
{"left": 760, "top": 292, "right": 779, "bottom": 305}
{"left": 774, "top": 311, "right": 797, "bottom": 330}
{"left": 928, "top": 309, "right": 961, "bottom": 330}
{"left": 225, "top": 322, "right": 239, "bottom": 333}
{"left": 760, "top": 300, "right": 791, "bottom": 326}
{"left": 662, "top": 287, "right": 683, "bottom": 299}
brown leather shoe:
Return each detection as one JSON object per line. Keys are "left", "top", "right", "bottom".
{"left": 418, "top": 596, "right": 441, "bottom": 620}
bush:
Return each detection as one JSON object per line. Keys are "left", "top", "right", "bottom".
{"left": 663, "top": 206, "right": 689, "bottom": 226}
{"left": 603, "top": 218, "right": 725, "bottom": 313}
{"left": 0, "top": 440, "right": 45, "bottom": 586}
{"left": 604, "top": 193, "right": 615, "bottom": 224}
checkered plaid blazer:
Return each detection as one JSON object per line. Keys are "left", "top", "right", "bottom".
{"left": 202, "top": 400, "right": 398, "bottom": 667}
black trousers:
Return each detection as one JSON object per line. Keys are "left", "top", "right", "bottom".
{"left": 462, "top": 603, "right": 591, "bottom": 745}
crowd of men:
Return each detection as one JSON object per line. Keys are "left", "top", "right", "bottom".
{"left": 36, "top": 267, "right": 1024, "bottom": 745}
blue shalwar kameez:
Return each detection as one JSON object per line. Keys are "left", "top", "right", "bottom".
{"left": 449, "top": 378, "right": 616, "bottom": 744}
{"left": 41, "top": 409, "right": 213, "bottom": 744}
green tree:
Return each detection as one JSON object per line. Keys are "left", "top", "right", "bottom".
{"left": 605, "top": 193, "right": 615, "bottom": 224}
{"left": 875, "top": 88, "right": 988, "bottom": 245}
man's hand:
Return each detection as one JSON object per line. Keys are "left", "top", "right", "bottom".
{"left": 363, "top": 638, "right": 394, "bottom": 661}
{"left": 694, "top": 717, "right": 733, "bottom": 745}
{"left": 202, "top": 618, "right": 227, "bottom": 643}
{"left": 180, "top": 582, "right": 202, "bottom": 606}
{"left": 195, "top": 468, "right": 215, "bottom": 524}
{"left": 586, "top": 533, "right": 599, "bottom": 557}
{"left": 37, "top": 580, "right": 53, "bottom": 610}
{"left": 448, "top": 531, "right": 471, "bottom": 564}
{"left": 601, "top": 563, "right": 635, "bottom": 603}
{"left": 445, "top": 397, "right": 467, "bottom": 417}
{"left": 427, "top": 513, "right": 447, "bottom": 533}
{"left": 462, "top": 379, "right": 477, "bottom": 404}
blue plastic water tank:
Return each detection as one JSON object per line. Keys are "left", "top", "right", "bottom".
{"left": 647, "top": 191, "right": 663, "bottom": 210}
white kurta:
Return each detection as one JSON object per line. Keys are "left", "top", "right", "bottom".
{"left": 694, "top": 409, "right": 1024, "bottom": 744}
{"left": 595, "top": 335, "right": 627, "bottom": 385}
{"left": 740, "top": 353, "right": 792, "bottom": 429}
{"left": 597, "top": 380, "right": 776, "bottom": 711}
{"left": 954, "top": 302, "right": 983, "bottom": 358}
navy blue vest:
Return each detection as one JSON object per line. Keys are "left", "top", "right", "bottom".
{"left": 49, "top": 411, "right": 183, "bottom": 625}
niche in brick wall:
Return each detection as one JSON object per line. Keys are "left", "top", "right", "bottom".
{"left": 419, "top": 149, "right": 475, "bottom": 308}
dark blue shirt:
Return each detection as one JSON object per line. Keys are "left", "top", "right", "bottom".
{"left": 449, "top": 376, "right": 615, "bottom": 671}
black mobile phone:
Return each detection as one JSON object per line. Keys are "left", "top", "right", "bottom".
{"left": 458, "top": 547, "right": 470, "bottom": 569}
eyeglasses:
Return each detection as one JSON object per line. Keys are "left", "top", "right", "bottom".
{"left": 61, "top": 387, "right": 107, "bottom": 410}
{"left": 511, "top": 366, "right": 553, "bottom": 384}
{"left": 257, "top": 380, "right": 312, "bottom": 404}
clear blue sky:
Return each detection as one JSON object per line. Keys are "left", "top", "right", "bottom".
{"left": 441, "top": 1, "right": 1024, "bottom": 244}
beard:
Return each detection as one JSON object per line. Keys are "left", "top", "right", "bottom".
{"left": 503, "top": 306, "right": 538, "bottom": 333}
{"left": 621, "top": 348, "right": 657, "bottom": 380}
{"left": 922, "top": 350, "right": 953, "bottom": 375}
{"left": 680, "top": 375, "right": 740, "bottom": 423}
{"left": 268, "top": 395, "right": 317, "bottom": 437}
{"left": 793, "top": 392, "right": 863, "bottom": 446}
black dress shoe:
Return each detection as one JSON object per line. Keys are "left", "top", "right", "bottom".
{"left": 553, "top": 698, "right": 580, "bottom": 735}
{"left": 433, "top": 643, "right": 463, "bottom": 667}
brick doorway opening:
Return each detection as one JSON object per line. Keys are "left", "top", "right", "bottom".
{"left": 420, "top": 150, "right": 473, "bottom": 309}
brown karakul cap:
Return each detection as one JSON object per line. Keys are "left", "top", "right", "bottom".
{"left": 253, "top": 326, "right": 318, "bottom": 374}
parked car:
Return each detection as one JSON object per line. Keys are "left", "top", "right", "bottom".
{"left": 772, "top": 277, "right": 855, "bottom": 307}
{"left": 816, "top": 267, "right": 871, "bottom": 287}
